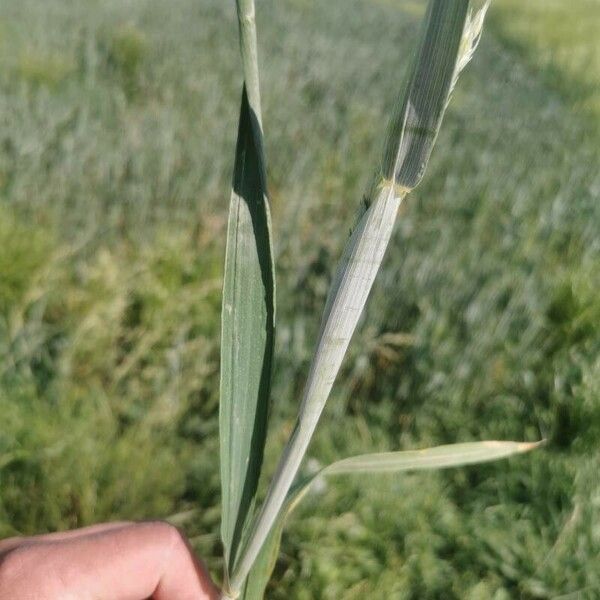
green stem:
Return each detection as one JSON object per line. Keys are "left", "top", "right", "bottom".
{"left": 234, "top": 0, "right": 268, "bottom": 200}
{"left": 236, "top": 0, "right": 263, "bottom": 122}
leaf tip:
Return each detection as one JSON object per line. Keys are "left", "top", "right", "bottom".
{"left": 482, "top": 440, "right": 545, "bottom": 454}
{"left": 517, "top": 439, "right": 546, "bottom": 453}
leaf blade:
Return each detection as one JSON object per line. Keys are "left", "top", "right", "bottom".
{"left": 220, "top": 85, "right": 275, "bottom": 574}
{"left": 238, "top": 440, "right": 540, "bottom": 599}
{"left": 323, "top": 441, "right": 543, "bottom": 475}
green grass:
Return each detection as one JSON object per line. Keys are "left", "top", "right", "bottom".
{"left": 493, "top": 0, "right": 600, "bottom": 120}
{"left": 0, "top": 0, "right": 599, "bottom": 598}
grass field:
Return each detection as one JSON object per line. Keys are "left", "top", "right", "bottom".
{"left": 1, "top": 1, "right": 599, "bottom": 598}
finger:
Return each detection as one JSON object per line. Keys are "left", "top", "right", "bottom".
{"left": 0, "top": 521, "right": 133, "bottom": 553}
{"left": 0, "top": 521, "right": 219, "bottom": 600}
{"left": 0, "top": 522, "right": 133, "bottom": 559}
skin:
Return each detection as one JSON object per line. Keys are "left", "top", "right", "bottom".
{"left": 0, "top": 521, "right": 220, "bottom": 600}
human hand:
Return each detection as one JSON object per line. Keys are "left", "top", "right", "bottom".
{"left": 0, "top": 521, "right": 220, "bottom": 599}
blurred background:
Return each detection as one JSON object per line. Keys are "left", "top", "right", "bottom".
{"left": 0, "top": 0, "right": 599, "bottom": 597}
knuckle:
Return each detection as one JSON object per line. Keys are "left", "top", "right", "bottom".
{"left": 148, "top": 520, "right": 187, "bottom": 549}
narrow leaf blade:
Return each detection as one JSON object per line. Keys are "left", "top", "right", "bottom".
{"left": 220, "top": 86, "right": 275, "bottom": 572}
{"left": 239, "top": 440, "right": 540, "bottom": 599}
{"left": 324, "top": 441, "right": 543, "bottom": 475}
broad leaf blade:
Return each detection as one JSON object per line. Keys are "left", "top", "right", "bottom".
{"left": 220, "top": 85, "right": 275, "bottom": 573}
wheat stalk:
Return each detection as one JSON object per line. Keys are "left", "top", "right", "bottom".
{"left": 219, "top": 2, "right": 538, "bottom": 597}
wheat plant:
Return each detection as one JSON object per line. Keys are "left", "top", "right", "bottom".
{"left": 218, "top": 1, "right": 540, "bottom": 598}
